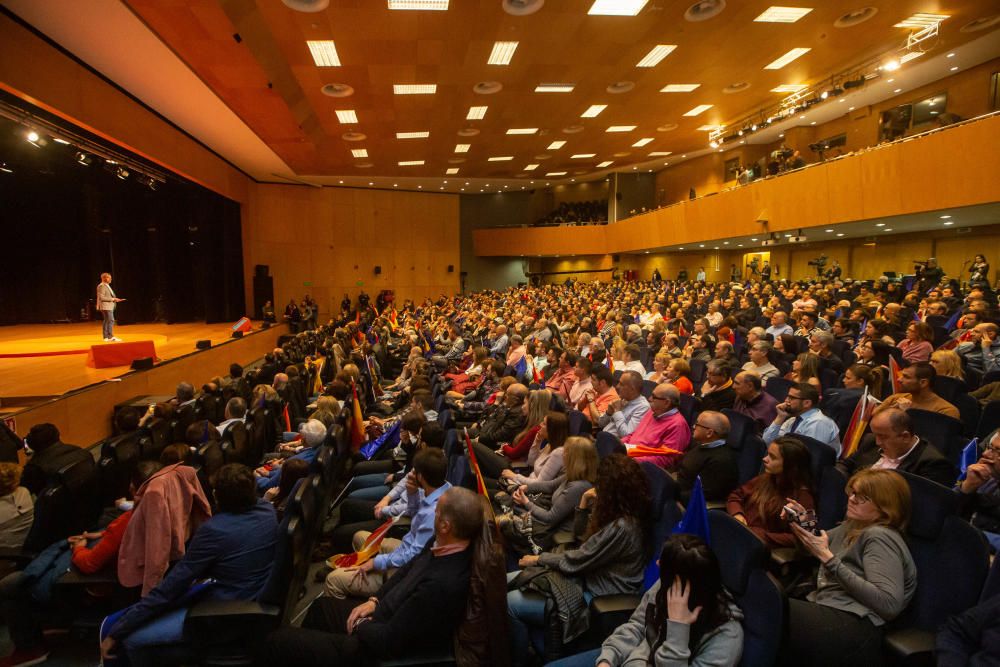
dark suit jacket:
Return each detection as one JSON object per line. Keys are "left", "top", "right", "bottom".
{"left": 698, "top": 386, "right": 736, "bottom": 413}
{"left": 21, "top": 441, "right": 93, "bottom": 495}
{"left": 839, "top": 437, "right": 957, "bottom": 488}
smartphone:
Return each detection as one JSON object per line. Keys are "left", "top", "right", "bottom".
{"left": 783, "top": 504, "right": 820, "bottom": 535}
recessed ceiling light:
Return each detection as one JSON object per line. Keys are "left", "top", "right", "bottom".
{"left": 649, "top": 151, "right": 671, "bottom": 156}
{"left": 683, "top": 104, "right": 713, "bottom": 116}
{"left": 524, "top": 164, "right": 539, "bottom": 171}
{"left": 836, "top": 232, "right": 845, "bottom": 236}
{"left": 632, "top": 137, "right": 654, "bottom": 147}
{"left": 446, "top": 168, "right": 459, "bottom": 174}
{"left": 606, "top": 125, "right": 636, "bottom": 132}
{"left": 636, "top": 44, "right": 677, "bottom": 68}
{"left": 771, "top": 84, "right": 808, "bottom": 93}
{"left": 943, "top": 221, "right": 954, "bottom": 225}
{"left": 751, "top": 238, "right": 758, "bottom": 241}
{"left": 466, "top": 106, "right": 487, "bottom": 120}
{"left": 763, "top": 47, "right": 810, "bottom": 70}
{"left": 571, "top": 153, "right": 597, "bottom": 158}
{"left": 581, "top": 105, "right": 607, "bottom": 118}
{"left": 488, "top": 156, "right": 514, "bottom": 161}
{"left": 660, "top": 84, "right": 701, "bottom": 92}
{"left": 588, "top": 0, "right": 649, "bottom": 16}
{"left": 883, "top": 228, "right": 893, "bottom": 231}
{"left": 894, "top": 88, "right": 902, "bottom": 93}
{"left": 335, "top": 109, "right": 358, "bottom": 123}
{"left": 368, "top": 182, "right": 374, "bottom": 186}
{"left": 699, "top": 244, "right": 705, "bottom": 248}
{"left": 306, "top": 40, "right": 341, "bottom": 66}
{"left": 894, "top": 12, "right": 949, "bottom": 28}
{"left": 825, "top": 229, "right": 834, "bottom": 232}
{"left": 351, "top": 149, "right": 368, "bottom": 158}
{"left": 947, "top": 52, "right": 955, "bottom": 58}
{"left": 388, "top": 0, "right": 449, "bottom": 9}
{"left": 940, "top": 215, "right": 952, "bottom": 218}
{"left": 506, "top": 128, "right": 538, "bottom": 135}
{"left": 393, "top": 84, "right": 437, "bottom": 94}
{"left": 755, "top": 6, "right": 814, "bottom": 23}
{"left": 338, "top": 180, "right": 344, "bottom": 184}
{"left": 545, "top": 171, "right": 568, "bottom": 176}
{"left": 875, "top": 222, "right": 885, "bottom": 227}
{"left": 535, "top": 83, "right": 575, "bottom": 93}
{"left": 487, "top": 41, "right": 519, "bottom": 65}
{"left": 545, "top": 141, "right": 566, "bottom": 151}
{"left": 397, "top": 131, "right": 430, "bottom": 139}
{"left": 597, "top": 161, "right": 613, "bottom": 168}
{"left": 454, "top": 144, "right": 470, "bottom": 153}
{"left": 951, "top": 66, "right": 959, "bottom": 71}
{"left": 398, "top": 160, "right": 425, "bottom": 166}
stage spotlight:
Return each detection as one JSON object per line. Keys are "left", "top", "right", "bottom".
{"left": 709, "top": 140, "right": 719, "bottom": 148}
{"left": 820, "top": 90, "right": 829, "bottom": 100}
{"left": 26, "top": 130, "right": 39, "bottom": 143}
{"left": 115, "top": 166, "right": 130, "bottom": 180}
{"left": 737, "top": 129, "right": 744, "bottom": 136}
{"left": 75, "top": 151, "right": 94, "bottom": 166}
{"left": 880, "top": 58, "right": 900, "bottom": 72}
{"left": 750, "top": 123, "right": 758, "bottom": 131}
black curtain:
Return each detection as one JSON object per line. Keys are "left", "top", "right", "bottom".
{"left": 0, "top": 110, "right": 245, "bottom": 326}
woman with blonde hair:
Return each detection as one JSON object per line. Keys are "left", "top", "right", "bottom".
{"left": 308, "top": 395, "right": 341, "bottom": 429}
{"left": 787, "top": 352, "right": 822, "bottom": 392}
{"left": 476, "top": 389, "right": 553, "bottom": 479}
{"left": 781, "top": 469, "right": 916, "bottom": 666}
{"left": 930, "top": 349, "right": 964, "bottom": 380}
{"left": 0, "top": 463, "right": 33, "bottom": 550}
{"left": 501, "top": 411, "right": 570, "bottom": 488}
{"left": 646, "top": 352, "right": 673, "bottom": 383}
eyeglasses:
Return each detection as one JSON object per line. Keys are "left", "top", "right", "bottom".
{"left": 846, "top": 490, "right": 871, "bottom": 504}
{"left": 650, "top": 395, "right": 669, "bottom": 401}
{"left": 786, "top": 394, "right": 803, "bottom": 401}
{"left": 693, "top": 422, "right": 714, "bottom": 430}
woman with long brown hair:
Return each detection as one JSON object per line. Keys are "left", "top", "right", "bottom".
{"left": 727, "top": 436, "right": 815, "bottom": 548}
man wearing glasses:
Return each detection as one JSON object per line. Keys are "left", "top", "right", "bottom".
{"left": 675, "top": 411, "right": 738, "bottom": 503}
{"left": 763, "top": 383, "right": 841, "bottom": 456}
{"left": 957, "top": 428, "right": 1000, "bottom": 551}
{"left": 620, "top": 383, "right": 691, "bottom": 469}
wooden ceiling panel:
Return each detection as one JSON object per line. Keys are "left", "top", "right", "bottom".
{"left": 123, "top": 0, "right": 1000, "bottom": 179}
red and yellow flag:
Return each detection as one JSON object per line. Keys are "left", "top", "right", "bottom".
{"left": 888, "top": 355, "right": 902, "bottom": 395}
{"left": 282, "top": 404, "right": 292, "bottom": 433}
{"left": 350, "top": 380, "right": 366, "bottom": 451}
{"left": 464, "top": 428, "right": 496, "bottom": 522}
{"left": 326, "top": 517, "right": 396, "bottom": 568}
{"left": 840, "top": 386, "right": 879, "bottom": 459}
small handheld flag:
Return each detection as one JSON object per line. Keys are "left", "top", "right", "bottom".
{"left": 349, "top": 380, "right": 366, "bottom": 451}
{"left": 326, "top": 516, "right": 398, "bottom": 568}
{"left": 888, "top": 355, "right": 902, "bottom": 395}
{"left": 840, "top": 386, "right": 878, "bottom": 460}
{"left": 957, "top": 438, "right": 979, "bottom": 482}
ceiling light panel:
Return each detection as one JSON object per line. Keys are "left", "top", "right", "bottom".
{"left": 754, "top": 6, "right": 814, "bottom": 23}
{"left": 524, "top": 164, "right": 539, "bottom": 171}
{"left": 396, "top": 131, "right": 430, "bottom": 138}
{"left": 335, "top": 109, "right": 358, "bottom": 123}
{"left": 588, "top": 0, "right": 649, "bottom": 16}
{"left": 899, "top": 52, "right": 923, "bottom": 64}
{"left": 535, "top": 83, "right": 575, "bottom": 93}
{"left": 571, "top": 153, "right": 597, "bottom": 158}
{"left": 454, "top": 144, "right": 470, "bottom": 153}
{"left": 506, "top": 128, "right": 538, "bottom": 135}
{"left": 683, "top": 104, "right": 713, "bottom": 116}
{"left": 488, "top": 41, "right": 519, "bottom": 65}
{"left": 351, "top": 149, "right": 368, "bottom": 158}
{"left": 547, "top": 140, "right": 567, "bottom": 149}
{"left": 648, "top": 151, "right": 672, "bottom": 156}
{"left": 446, "top": 167, "right": 459, "bottom": 174}
{"left": 606, "top": 125, "right": 636, "bottom": 132}
{"left": 763, "top": 47, "right": 811, "bottom": 70}
{"left": 771, "top": 84, "right": 808, "bottom": 93}
{"left": 488, "top": 156, "right": 514, "bottom": 161}
{"left": 545, "top": 171, "right": 568, "bottom": 176}
{"left": 636, "top": 44, "right": 677, "bottom": 68}
{"left": 632, "top": 137, "right": 653, "bottom": 147}
{"left": 597, "top": 161, "right": 613, "bottom": 168}
{"left": 387, "top": 0, "right": 450, "bottom": 9}
{"left": 696, "top": 124, "right": 723, "bottom": 131}
{"left": 581, "top": 104, "right": 607, "bottom": 117}
{"left": 398, "top": 160, "right": 425, "bottom": 166}
{"left": 660, "top": 84, "right": 700, "bottom": 92}
{"left": 466, "top": 106, "right": 487, "bottom": 120}
{"left": 393, "top": 84, "right": 437, "bottom": 94}
{"left": 306, "top": 41, "right": 341, "bottom": 67}
{"left": 894, "top": 13, "right": 949, "bottom": 28}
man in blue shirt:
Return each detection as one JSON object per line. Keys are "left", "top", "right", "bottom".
{"left": 255, "top": 419, "right": 327, "bottom": 492}
{"left": 100, "top": 464, "right": 277, "bottom": 665}
{"left": 325, "top": 448, "right": 449, "bottom": 598}
{"left": 763, "top": 382, "right": 842, "bottom": 456}
{"left": 765, "top": 310, "right": 794, "bottom": 340}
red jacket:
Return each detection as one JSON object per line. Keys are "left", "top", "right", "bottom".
{"left": 72, "top": 510, "right": 132, "bottom": 574}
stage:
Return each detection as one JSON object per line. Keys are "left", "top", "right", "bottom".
{"left": 0, "top": 321, "right": 264, "bottom": 404}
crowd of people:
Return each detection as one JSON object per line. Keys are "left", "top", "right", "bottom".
{"left": 1, "top": 261, "right": 999, "bottom": 666}
{"left": 534, "top": 200, "right": 608, "bottom": 227}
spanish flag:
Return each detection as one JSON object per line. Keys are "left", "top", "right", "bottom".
{"left": 463, "top": 428, "right": 496, "bottom": 522}
{"left": 840, "top": 386, "right": 879, "bottom": 459}
{"left": 888, "top": 355, "right": 902, "bottom": 395}
{"left": 326, "top": 516, "right": 398, "bottom": 568}
{"left": 350, "top": 380, "right": 366, "bottom": 451}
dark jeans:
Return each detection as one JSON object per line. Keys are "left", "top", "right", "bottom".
{"left": 263, "top": 597, "right": 368, "bottom": 667}
{"left": 0, "top": 571, "right": 41, "bottom": 650}
{"left": 332, "top": 498, "right": 381, "bottom": 553}
{"left": 782, "top": 599, "right": 884, "bottom": 667}
{"left": 472, "top": 441, "right": 511, "bottom": 480}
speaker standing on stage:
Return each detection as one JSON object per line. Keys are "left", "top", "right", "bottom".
{"left": 97, "top": 272, "right": 124, "bottom": 342}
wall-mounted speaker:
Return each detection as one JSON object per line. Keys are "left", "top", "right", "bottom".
{"left": 130, "top": 357, "right": 154, "bottom": 371}
{"left": 195, "top": 340, "right": 211, "bottom": 350}
{"left": 374, "top": 265, "right": 382, "bottom": 275}
{"left": 231, "top": 331, "right": 244, "bottom": 339}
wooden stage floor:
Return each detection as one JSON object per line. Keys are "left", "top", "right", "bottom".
{"left": 0, "top": 321, "right": 258, "bottom": 403}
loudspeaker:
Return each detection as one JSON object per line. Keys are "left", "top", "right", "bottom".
{"left": 130, "top": 357, "right": 154, "bottom": 371}
{"left": 196, "top": 340, "right": 211, "bottom": 350}
{"left": 447, "top": 265, "right": 454, "bottom": 273}
{"left": 374, "top": 265, "right": 382, "bottom": 275}
{"left": 253, "top": 275, "right": 274, "bottom": 321}
{"left": 254, "top": 264, "right": 269, "bottom": 277}
{"left": 231, "top": 331, "right": 244, "bottom": 339}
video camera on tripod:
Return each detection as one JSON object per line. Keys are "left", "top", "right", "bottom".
{"left": 807, "top": 255, "right": 828, "bottom": 268}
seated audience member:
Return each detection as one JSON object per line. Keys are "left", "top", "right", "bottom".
{"left": 897, "top": 321, "right": 934, "bottom": 364}
{"left": 503, "top": 437, "right": 598, "bottom": 551}
{"left": 263, "top": 457, "right": 310, "bottom": 519}
{"left": 215, "top": 397, "right": 247, "bottom": 435}
{"left": 787, "top": 352, "right": 822, "bottom": 393}
{"left": 741, "top": 341, "right": 780, "bottom": 385}
{"left": 621, "top": 384, "right": 691, "bottom": 469}
{"left": 781, "top": 469, "right": 916, "bottom": 667}
{"left": 19, "top": 423, "right": 92, "bottom": 495}
{"left": 501, "top": 411, "right": 570, "bottom": 487}
{"left": 118, "top": 458, "right": 212, "bottom": 596}
{"left": 683, "top": 334, "right": 712, "bottom": 363}
{"left": 956, "top": 323, "right": 1000, "bottom": 374}
{"left": 874, "top": 362, "right": 960, "bottom": 419}
{"left": 956, "top": 428, "right": 1000, "bottom": 550}
{"left": 809, "top": 331, "right": 845, "bottom": 375}
{"left": 581, "top": 366, "right": 620, "bottom": 426}
{"left": 568, "top": 357, "right": 594, "bottom": 409}
{"left": 766, "top": 311, "right": 794, "bottom": 339}
{"left": 732, "top": 371, "right": 778, "bottom": 434}
{"left": 264, "top": 487, "right": 484, "bottom": 666}
{"left": 763, "top": 383, "right": 842, "bottom": 456}
{"left": 474, "top": 389, "right": 550, "bottom": 479}
{"left": 665, "top": 357, "right": 694, "bottom": 395}
{"left": 550, "top": 534, "right": 744, "bottom": 667}
{"left": 0, "top": 462, "right": 33, "bottom": 550}
{"left": 728, "top": 436, "right": 815, "bottom": 548}
{"left": 599, "top": 371, "right": 650, "bottom": 438}
{"left": 936, "top": 586, "right": 1000, "bottom": 666}
{"left": 839, "top": 409, "right": 956, "bottom": 488}
{"left": 170, "top": 382, "right": 197, "bottom": 409}
{"left": 100, "top": 465, "right": 277, "bottom": 665}
{"left": 713, "top": 340, "right": 739, "bottom": 374}
{"left": 475, "top": 383, "right": 528, "bottom": 448}
{"left": 929, "top": 349, "right": 965, "bottom": 383}
{"left": 698, "top": 361, "right": 736, "bottom": 412}
{"left": 508, "top": 454, "right": 651, "bottom": 666}
{"left": 676, "top": 411, "right": 738, "bottom": 503}
{"left": 255, "top": 419, "right": 328, "bottom": 492}
{"left": 824, "top": 364, "right": 882, "bottom": 414}
{"left": 349, "top": 411, "right": 428, "bottom": 497}
{"left": 307, "top": 395, "right": 341, "bottom": 429}
{"left": 620, "top": 344, "right": 646, "bottom": 375}
{"left": 325, "top": 449, "right": 449, "bottom": 599}
{"left": 646, "top": 352, "right": 672, "bottom": 383}
{"left": 506, "top": 334, "right": 527, "bottom": 367}
{"left": 545, "top": 350, "right": 578, "bottom": 401}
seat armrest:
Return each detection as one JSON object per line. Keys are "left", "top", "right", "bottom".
{"left": 884, "top": 627, "right": 936, "bottom": 660}
{"left": 0, "top": 547, "right": 37, "bottom": 565}
{"left": 57, "top": 568, "right": 120, "bottom": 587}
{"left": 187, "top": 599, "right": 281, "bottom": 620}
{"left": 590, "top": 594, "right": 641, "bottom": 616}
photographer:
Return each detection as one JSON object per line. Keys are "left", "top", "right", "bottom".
{"left": 917, "top": 258, "right": 944, "bottom": 293}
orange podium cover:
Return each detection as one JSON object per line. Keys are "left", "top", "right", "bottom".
{"left": 86, "top": 340, "right": 158, "bottom": 369}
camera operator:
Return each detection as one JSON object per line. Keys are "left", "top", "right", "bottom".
{"left": 916, "top": 258, "right": 944, "bottom": 293}
{"left": 824, "top": 259, "right": 842, "bottom": 281}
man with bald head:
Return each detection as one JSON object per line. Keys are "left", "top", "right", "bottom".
{"left": 489, "top": 324, "right": 509, "bottom": 357}
{"left": 675, "top": 411, "right": 738, "bottom": 502}
{"left": 621, "top": 383, "right": 691, "bottom": 469}
{"left": 600, "top": 371, "right": 650, "bottom": 438}
{"left": 475, "top": 383, "right": 528, "bottom": 449}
